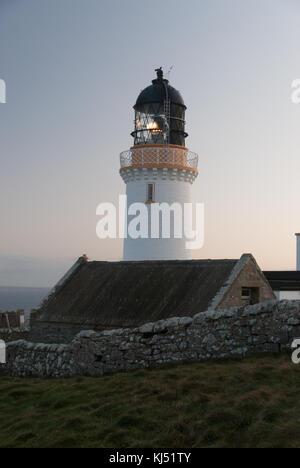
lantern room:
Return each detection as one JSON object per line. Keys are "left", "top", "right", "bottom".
{"left": 131, "top": 68, "right": 188, "bottom": 147}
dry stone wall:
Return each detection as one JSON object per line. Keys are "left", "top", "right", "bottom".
{"left": 0, "top": 328, "right": 29, "bottom": 343}
{"left": 2, "top": 300, "right": 300, "bottom": 377}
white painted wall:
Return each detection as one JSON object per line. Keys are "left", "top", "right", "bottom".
{"left": 275, "top": 290, "right": 300, "bottom": 300}
{"left": 296, "top": 235, "right": 300, "bottom": 271}
{"left": 122, "top": 168, "right": 197, "bottom": 261}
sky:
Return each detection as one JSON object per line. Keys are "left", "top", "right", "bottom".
{"left": 1, "top": 0, "right": 300, "bottom": 286}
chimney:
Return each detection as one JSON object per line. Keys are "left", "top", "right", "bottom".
{"left": 296, "top": 234, "right": 300, "bottom": 271}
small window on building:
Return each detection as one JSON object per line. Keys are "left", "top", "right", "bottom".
{"left": 241, "top": 288, "right": 250, "bottom": 299}
{"left": 146, "top": 183, "right": 155, "bottom": 203}
{"left": 241, "top": 287, "right": 260, "bottom": 305}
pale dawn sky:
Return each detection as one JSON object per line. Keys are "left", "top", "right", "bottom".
{"left": 1, "top": 0, "right": 300, "bottom": 286}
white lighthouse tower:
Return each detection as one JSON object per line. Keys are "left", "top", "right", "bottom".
{"left": 120, "top": 68, "right": 199, "bottom": 261}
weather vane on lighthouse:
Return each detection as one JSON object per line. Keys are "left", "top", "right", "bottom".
{"left": 119, "top": 68, "right": 199, "bottom": 261}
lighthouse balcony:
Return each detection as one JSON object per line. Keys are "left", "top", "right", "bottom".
{"left": 120, "top": 145, "right": 198, "bottom": 173}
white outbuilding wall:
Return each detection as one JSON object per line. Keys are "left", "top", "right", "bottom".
{"left": 274, "top": 290, "right": 300, "bottom": 300}
{"left": 296, "top": 234, "right": 300, "bottom": 271}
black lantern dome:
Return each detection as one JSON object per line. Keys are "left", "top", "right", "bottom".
{"left": 131, "top": 68, "right": 188, "bottom": 147}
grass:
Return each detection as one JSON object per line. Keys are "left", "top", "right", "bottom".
{"left": 1, "top": 353, "right": 300, "bottom": 448}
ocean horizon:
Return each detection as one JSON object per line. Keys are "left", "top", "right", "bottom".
{"left": 0, "top": 286, "right": 51, "bottom": 322}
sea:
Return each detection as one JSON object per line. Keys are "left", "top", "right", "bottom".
{"left": 0, "top": 287, "right": 51, "bottom": 323}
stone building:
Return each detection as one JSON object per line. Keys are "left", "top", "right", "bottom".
{"left": 30, "top": 253, "right": 275, "bottom": 343}
{"left": 0, "top": 310, "right": 25, "bottom": 329}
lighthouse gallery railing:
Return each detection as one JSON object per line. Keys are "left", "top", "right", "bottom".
{"left": 120, "top": 146, "right": 199, "bottom": 171}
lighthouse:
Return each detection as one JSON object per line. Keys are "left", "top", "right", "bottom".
{"left": 120, "top": 68, "right": 199, "bottom": 261}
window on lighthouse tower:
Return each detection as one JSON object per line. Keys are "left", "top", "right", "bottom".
{"left": 146, "top": 183, "right": 155, "bottom": 203}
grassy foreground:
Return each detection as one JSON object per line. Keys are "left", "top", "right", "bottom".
{"left": 0, "top": 354, "right": 300, "bottom": 448}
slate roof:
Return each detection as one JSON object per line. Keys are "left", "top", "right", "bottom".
{"left": 264, "top": 271, "right": 300, "bottom": 291}
{"left": 36, "top": 258, "right": 240, "bottom": 329}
